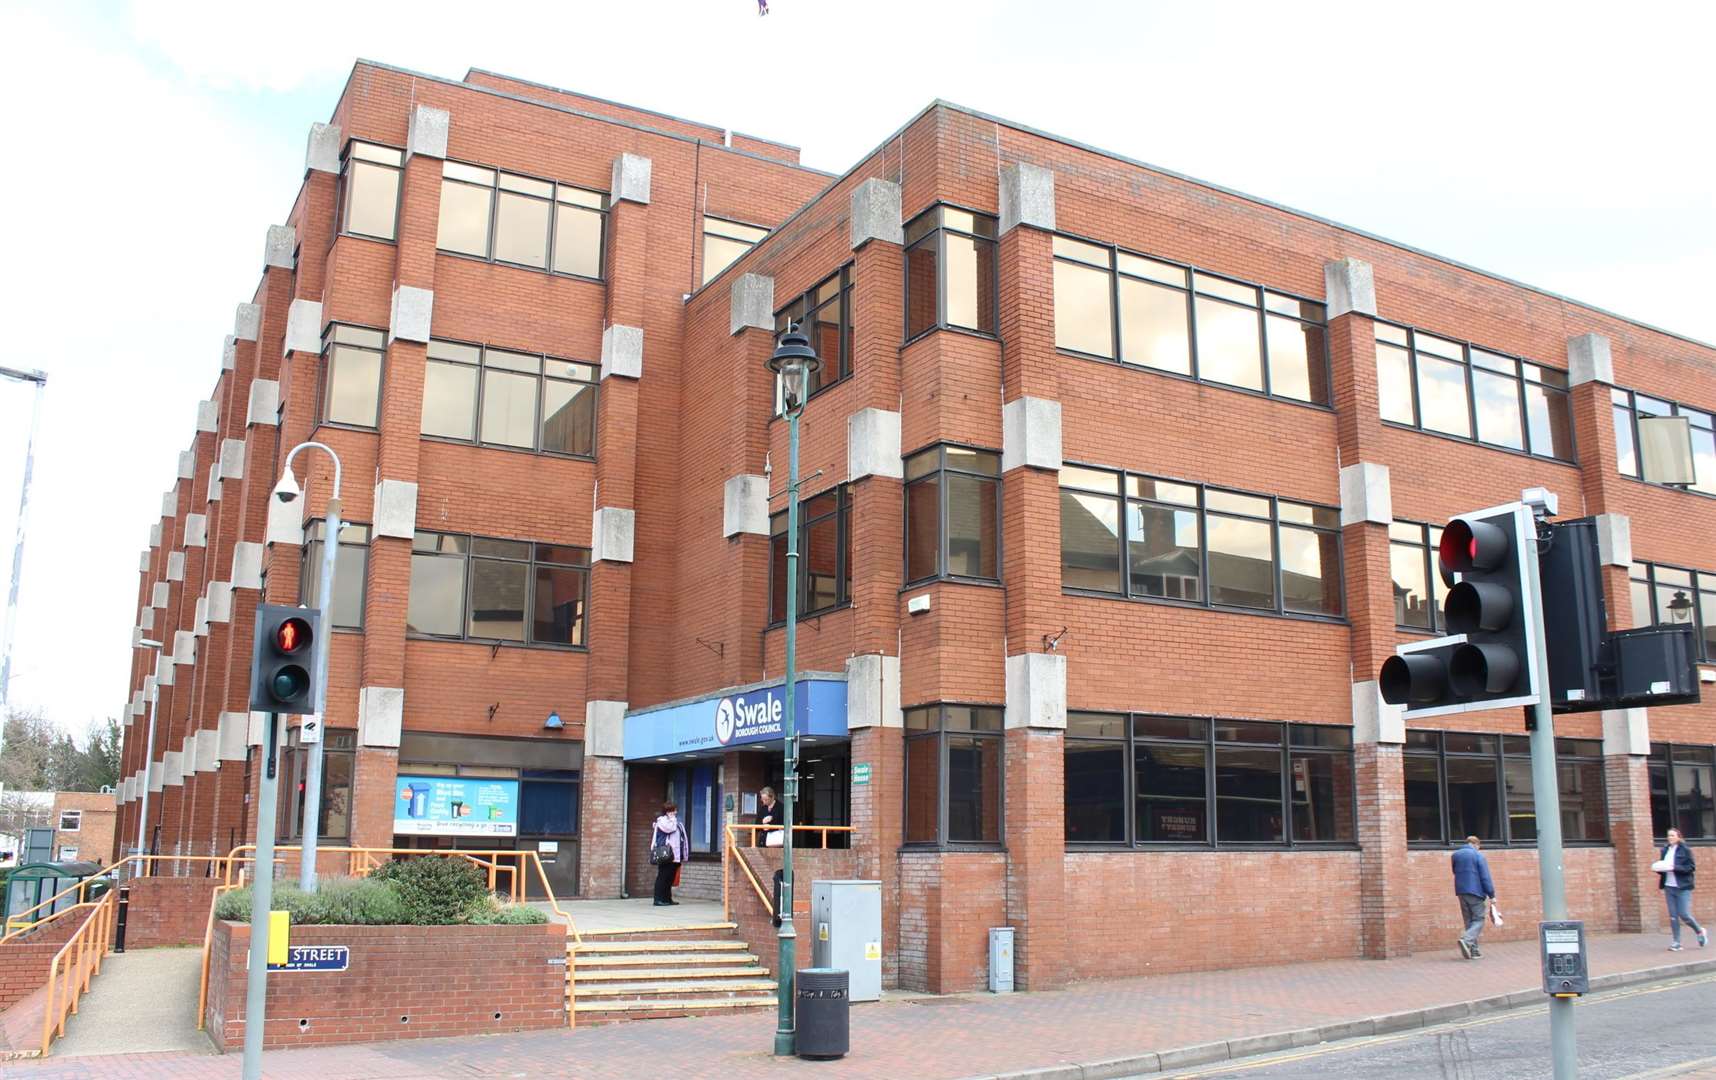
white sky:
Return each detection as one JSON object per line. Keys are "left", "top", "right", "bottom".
{"left": 0, "top": 0, "right": 1710, "bottom": 734}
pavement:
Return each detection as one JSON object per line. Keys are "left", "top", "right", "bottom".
{"left": 0, "top": 930, "right": 1710, "bottom": 1079}
{"left": 48, "top": 948, "right": 212, "bottom": 1059}
{"left": 534, "top": 895, "right": 729, "bottom": 933}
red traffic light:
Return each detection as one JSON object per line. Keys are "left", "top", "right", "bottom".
{"left": 1439, "top": 518, "right": 1509, "bottom": 577}
{"left": 275, "top": 617, "right": 312, "bottom": 655}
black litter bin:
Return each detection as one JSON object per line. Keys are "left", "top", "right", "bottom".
{"left": 795, "top": 967, "right": 849, "bottom": 1059}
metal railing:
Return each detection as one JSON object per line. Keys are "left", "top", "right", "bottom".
{"left": 38, "top": 889, "right": 117, "bottom": 1056}
{"left": 3, "top": 853, "right": 238, "bottom": 942}
{"left": 721, "top": 824, "right": 854, "bottom": 922}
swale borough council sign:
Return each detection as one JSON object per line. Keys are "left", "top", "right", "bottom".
{"left": 715, "top": 693, "right": 783, "bottom": 746}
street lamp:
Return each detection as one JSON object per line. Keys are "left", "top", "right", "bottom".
{"left": 765, "top": 325, "right": 821, "bottom": 1057}
{"left": 275, "top": 442, "right": 342, "bottom": 893}
{"left": 131, "top": 638, "right": 164, "bottom": 864}
{"left": 1667, "top": 589, "right": 1693, "bottom": 624}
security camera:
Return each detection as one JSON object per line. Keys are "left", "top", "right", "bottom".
{"left": 272, "top": 471, "right": 301, "bottom": 504}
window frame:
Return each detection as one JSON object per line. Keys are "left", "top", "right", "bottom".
{"left": 279, "top": 728, "right": 357, "bottom": 843}
{"left": 701, "top": 216, "right": 770, "bottom": 286}
{"left": 421, "top": 337, "right": 599, "bottom": 460}
{"left": 300, "top": 519, "right": 372, "bottom": 631}
{"left": 1374, "top": 320, "right": 1577, "bottom": 463}
{"left": 58, "top": 810, "right": 81, "bottom": 833}
{"left": 902, "top": 703, "right": 1006, "bottom": 849}
{"left": 1059, "top": 464, "right": 1345, "bottom": 622}
{"left": 337, "top": 141, "right": 404, "bottom": 243}
{"left": 1389, "top": 520, "right": 1450, "bottom": 633}
{"left": 767, "top": 484, "right": 854, "bottom": 626}
{"left": 406, "top": 530, "right": 590, "bottom": 650}
{"left": 1404, "top": 729, "right": 1609, "bottom": 848}
{"left": 1650, "top": 742, "right": 1716, "bottom": 843}
{"left": 1050, "top": 231, "right": 1332, "bottom": 408}
{"left": 902, "top": 203, "right": 1000, "bottom": 345}
{"left": 771, "top": 265, "right": 855, "bottom": 412}
{"left": 316, "top": 323, "right": 387, "bottom": 431}
{"left": 903, "top": 443, "right": 1002, "bottom": 586}
{"left": 435, "top": 157, "right": 609, "bottom": 282}
{"left": 1630, "top": 560, "right": 1716, "bottom": 663}
{"left": 1611, "top": 387, "right": 1716, "bottom": 497}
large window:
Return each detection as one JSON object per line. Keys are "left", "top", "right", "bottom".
{"left": 436, "top": 160, "right": 608, "bottom": 279}
{"left": 407, "top": 531, "right": 589, "bottom": 647}
{"left": 702, "top": 217, "right": 768, "bottom": 285}
{"left": 1630, "top": 562, "right": 1716, "bottom": 663}
{"left": 1059, "top": 465, "right": 1342, "bottom": 618}
{"left": 421, "top": 339, "right": 597, "bottom": 458}
{"left": 1389, "top": 521, "right": 1450, "bottom": 631}
{"left": 301, "top": 521, "right": 371, "bottom": 630}
{"left": 1650, "top": 743, "right": 1716, "bottom": 841}
{"left": 339, "top": 142, "right": 403, "bottom": 242}
{"left": 904, "top": 206, "right": 998, "bottom": 340}
{"left": 1612, "top": 388, "right": 1716, "bottom": 495}
{"left": 1375, "top": 322, "right": 1574, "bottom": 461}
{"left": 1067, "top": 714, "right": 1355, "bottom": 847}
{"left": 773, "top": 266, "right": 853, "bottom": 409}
{"left": 904, "top": 705, "right": 1002, "bottom": 846}
{"left": 279, "top": 729, "right": 355, "bottom": 842}
{"left": 319, "top": 324, "right": 385, "bottom": 429}
{"left": 1052, "top": 236, "right": 1329, "bottom": 405}
{"left": 768, "top": 485, "right": 852, "bottom": 623}
{"left": 1404, "top": 730, "right": 1607, "bottom": 846}
{"left": 904, "top": 445, "right": 999, "bottom": 584}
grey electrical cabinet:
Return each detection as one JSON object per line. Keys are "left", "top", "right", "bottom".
{"left": 811, "top": 879, "right": 881, "bottom": 1002}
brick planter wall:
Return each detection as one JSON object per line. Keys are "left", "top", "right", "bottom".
{"left": 205, "top": 920, "right": 566, "bottom": 1050}
{"left": 728, "top": 848, "right": 863, "bottom": 977}
{"left": 119, "top": 876, "right": 223, "bottom": 949}
{"left": 0, "top": 907, "right": 94, "bottom": 1011}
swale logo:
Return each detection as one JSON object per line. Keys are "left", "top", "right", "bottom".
{"left": 715, "top": 698, "right": 737, "bottom": 745}
{"left": 714, "top": 693, "right": 784, "bottom": 746}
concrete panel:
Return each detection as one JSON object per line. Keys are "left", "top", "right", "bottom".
{"left": 184, "top": 513, "right": 207, "bottom": 548}
{"left": 1001, "top": 396, "right": 1062, "bottom": 473}
{"left": 1004, "top": 652, "right": 1067, "bottom": 730}
{"left": 586, "top": 700, "right": 627, "bottom": 757}
{"left": 283, "top": 298, "right": 323, "bottom": 355}
{"left": 263, "top": 226, "right": 295, "bottom": 271}
{"left": 600, "top": 324, "right": 644, "bottom": 380}
{"left": 722, "top": 474, "right": 769, "bottom": 537}
{"left": 1596, "top": 512, "right": 1632, "bottom": 567}
{"left": 610, "top": 152, "right": 652, "bottom": 205}
{"left": 730, "top": 273, "right": 775, "bottom": 335}
{"left": 1352, "top": 680, "right": 1406, "bottom": 744}
{"left": 846, "top": 654, "right": 902, "bottom": 730}
{"left": 849, "top": 178, "right": 903, "bottom": 248}
{"left": 406, "top": 104, "right": 449, "bottom": 159}
{"left": 388, "top": 284, "right": 434, "bottom": 343}
{"left": 231, "top": 542, "right": 264, "bottom": 589}
{"left": 166, "top": 551, "right": 184, "bottom": 582}
{"left": 1324, "top": 257, "right": 1377, "bottom": 319}
{"left": 848, "top": 408, "right": 903, "bottom": 480}
{"left": 999, "top": 162, "right": 1055, "bottom": 235}
{"left": 248, "top": 378, "right": 281, "bottom": 427}
{"left": 373, "top": 479, "right": 419, "bottom": 539}
{"left": 1568, "top": 333, "right": 1615, "bottom": 386}
{"left": 592, "top": 507, "right": 636, "bottom": 564}
{"left": 1603, "top": 708, "right": 1650, "bottom": 756}
{"left": 1339, "top": 461, "right": 1393, "bottom": 527}
{"left": 305, "top": 121, "right": 341, "bottom": 174}
{"left": 359, "top": 686, "right": 405, "bottom": 747}
{"left": 220, "top": 438, "right": 246, "bottom": 481}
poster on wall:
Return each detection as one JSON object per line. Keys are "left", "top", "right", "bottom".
{"left": 393, "top": 775, "right": 520, "bottom": 837}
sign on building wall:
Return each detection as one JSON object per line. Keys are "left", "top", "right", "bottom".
{"left": 622, "top": 678, "right": 849, "bottom": 761}
{"left": 392, "top": 775, "right": 519, "bottom": 837}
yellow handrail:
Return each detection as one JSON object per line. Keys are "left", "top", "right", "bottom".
{"left": 721, "top": 824, "right": 856, "bottom": 921}
{"left": 2, "top": 853, "right": 239, "bottom": 942}
{"left": 38, "top": 890, "right": 115, "bottom": 1056}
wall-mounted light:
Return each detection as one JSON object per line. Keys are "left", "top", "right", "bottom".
{"left": 543, "top": 710, "right": 564, "bottom": 731}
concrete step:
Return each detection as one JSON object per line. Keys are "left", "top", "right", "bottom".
{"left": 574, "top": 994, "right": 775, "bottom": 1021}
{"left": 578, "top": 951, "right": 760, "bottom": 968}
{"left": 577, "top": 978, "right": 777, "bottom": 998}
{"left": 578, "top": 939, "right": 749, "bottom": 954}
{"left": 579, "top": 923, "right": 741, "bottom": 943}
{"left": 575, "top": 965, "right": 770, "bottom": 983}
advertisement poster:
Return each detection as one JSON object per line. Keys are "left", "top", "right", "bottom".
{"left": 393, "top": 775, "right": 519, "bottom": 837}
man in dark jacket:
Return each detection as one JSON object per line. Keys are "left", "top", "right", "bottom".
{"left": 1452, "top": 835, "right": 1495, "bottom": 959}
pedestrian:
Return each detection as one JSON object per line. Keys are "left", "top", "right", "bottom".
{"left": 1451, "top": 835, "right": 1496, "bottom": 959}
{"left": 1653, "top": 827, "right": 1708, "bottom": 952}
{"left": 652, "top": 800, "right": 689, "bottom": 907}
{"left": 757, "top": 785, "right": 782, "bottom": 848}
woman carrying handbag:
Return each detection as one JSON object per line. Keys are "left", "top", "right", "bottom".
{"left": 651, "top": 800, "right": 691, "bottom": 906}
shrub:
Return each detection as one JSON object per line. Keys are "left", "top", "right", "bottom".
{"left": 214, "top": 877, "right": 407, "bottom": 925}
{"left": 466, "top": 895, "right": 550, "bottom": 925}
{"left": 368, "top": 857, "right": 488, "bottom": 925}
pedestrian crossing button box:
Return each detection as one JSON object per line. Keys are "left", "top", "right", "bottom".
{"left": 1540, "top": 920, "right": 1587, "bottom": 996}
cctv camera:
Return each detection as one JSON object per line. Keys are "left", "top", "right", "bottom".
{"left": 272, "top": 471, "right": 301, "bottom": 504}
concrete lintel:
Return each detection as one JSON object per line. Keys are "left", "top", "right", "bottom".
{"left": 149, "top": 522, "right": 161, "bottom": 548}
{"left": 266, "top": 491, "right": 304, "bottom": 546}
{"left": 231, "top": 542, "right": 264, "bottom": 589}
{"left": 849, "top": 177, "right": 904, "bottom": 248}
{"left": 138, "top": 549, "right": 150, "bottom": 573}
{"left": 219, "top": 438, "right": 246, "bottom": 481}
{"left": 161, "top": 489, "right": 178, "bottom": 518}
{"left": 1324, "top": 258, "right": 1378, "bottom": 319}
{"left": 218, "top": 711, "right": 249, "bottom": 760}
{"left": 406, "top": 104, "right": 450, "bottom": 160}
{"left": 359, "top": 686, "right": 405, "bottom": 747}
{"left": 234, "top": 302, "right": 262, "bottom": 342}
{"left": 1595, "top": 513, "right": 1633, "bottom": 567}
{"left": 247, "top": 379, "right": 281, "bottom": 426}
{"left": 729, "top": 273, "right": 775, "bottom": 335}
{"left": 163, "top": 750, "right": 184, "bottom": 787}
{"left": 176, "top": 449, "right": 196, "bottom": 480}
{"left": 196, "top": 399, "right": 219, "bottom": 433}
{"left": 247, "top": 710, "right": 268, "bottom": 748}
{"left": 723, "top": 474, "right": 769, "bottom": 537}
{"left": 848, "top": 408, "right": 903, "bottom": 481}
{"left": 138, "top": 606, "right": 155, "bottom": 631}
{"left": 1339, "top": 461, "right": 1393, "bottom": 527}
{"left": 845, "top": 654, "right": 902, "bottom": 730}
{"left": 1004, "top": 652, "right": 1067, "bottom": 730}
{"left": 600, "top": 324, "right": 644, "bottom": 380}
{"left": 586, "top": 700, "right": 627, "bottom": 757}
{"left": 151, "top": 581, "right": 170, "bottom": 609}
{"left": 1352, "top": 681, "right": 1406, "bottom": 744}
{"left": 998, "top": 162, "right": 1055, "bottom": 235}
{"left": 389, "top": 284, "right": 434, "bottom": 344}
{"left": 143, "top": 674, "right": 158, "bottom": 703}
{"left": 192, "top": 597, "right": 208, "bottom": 637}
{"left": 194, "top": 729, "right": 221, "bottom": 772}
{"left": 221, "top": 335, "right": 237, "bottom": 372}
{"left": 263, "top": 226, "right": 295, "bottom": 271}
{"left": 1602, "top": 708, "right": 1650, "bottom": 756}
{"left": 592, "top": 507, "right": 636, "bottom": 564}
{"left": 305, "top": 121, "right": 341, "bottom": 174}
{"left": 1001, "top": 396, "right": 1062, "bottom": 473}
{"left": 147, "top": 760, "right": 164, "bottom": 793}
{"left": 1568, "top": 333, "right": 1615, "bottom": 386}
{"left": 206, "top": 464, "right": 222, "bottom": 504}
{"left": 206, "top": 581, "right": 233, "bottom": 624}
{"left": 610, "top": 153, "right": 652, "bottom": 205}
{"left": 184, "top": 513, "right": 208, "bottom": 548}
{"left": 284, "top": 298, "right": 323, "bottom": 356}
{"left": 373, "top": 478, "right": 419, "bottom": 539}
{"left": 172, "top": 629, "right": 196, "bottom": 666}
{"left": 166, "top": 550, "right": 185, "bottom": 582}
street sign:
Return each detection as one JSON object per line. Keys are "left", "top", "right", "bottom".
{"left": 269, "top": 945, "right": 349, "bottom": 973}
{"left": 299, "top": 714, "right": 322, "bottom": 743}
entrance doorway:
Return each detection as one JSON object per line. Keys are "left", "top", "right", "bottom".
{"left": 766, "top": 743, "right": 851, "bottom": 845}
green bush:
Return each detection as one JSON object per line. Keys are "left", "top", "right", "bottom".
{"left": 368, "top": 857, "right": 488, "bottom": 925}
{"left": 465, "top": 895, "right": 550, "bottom": 925}
{"left": 214, "top": 876, "right": 407, "bottom": 925}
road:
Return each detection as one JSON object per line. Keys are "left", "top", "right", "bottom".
{"left": 1168, "top": 974, "right": 1716, "bottom": 1080}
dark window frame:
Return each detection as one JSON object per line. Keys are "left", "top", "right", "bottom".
{"left": 902, "top": 703, "right": 1005, "bottom": 849}
{"left": 1404, "top": 729, "right": 1609, "bottom": 848}
{"left": 1630, "top": 560, "right": 1716, "bottom": 663}
{"left": 1611, "top": 386, "right": 1716, "bottom": 497}
{"left": 771, "top": 264, "right": 855, "bottom": 412}
{"left": 1649, "top": 742, "right": 1716, "bottom": 842}
{"left": 1389, "top": 520, "right": 1449, "bottom": 633}
{"left": 903, "top": 443, "right": 1002, "bottom": 586}
{"left": 406, "top": 530, "right": 590, "bottom": 650}
{"left": 767, "top": 483, "right": 853, "bottom": 626}
{"left": 316, "top": 323, "right": 387, "bottom": 431}
{"left": 337, "top": 141, "right": 404, "bottom": 244}
{"left": 279, "top": 728, "right": 357, "bottom": 843}
{"left": 300, "top": 518, "right": 373, "bottom": 631}
{"left": 902, "top": 203, "right": 1000, "bottom": 344}
{"left": 435, "top": 157, "right": 609, "bottom": 282}
{"left": 1374, "top": 320, "right": 1577, "bottom": 463}
{"left": 421, "top": 337, "right": 599, "bottom": 460}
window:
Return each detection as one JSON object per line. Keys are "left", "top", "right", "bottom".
{"left": 1053, "top": 236, "right": 1329, "bottom": 405}
{"left": 1059, "top": 466, "right": 1342, "bottom": 619}
{"left": 421, "top": 340, "right": 597, "bottom": 458}
{"left": 773, "top": 266, "right": 853, "bottom": 408}
{"left": 1612, "top": 388, "right": 1715, "bottom": 495}
{"left": 702, "top": 217, "right": 768, "bottom": 284}
{"left": 1375, "top": 322, "right": 1574, "bottom": 461}
{"left": 436, "top": 160, "right": 608, "bottom": 279}
{"left": 667, "top": 764, "right": 721, "bottom": 854}
{"left": 57, "top": 847, "right": 77, "bottom": 861}
{"left": 279, "top": 730, "right": 355, "bottom": 842}
{"left": 1067, "top": 713, "right": 1355, "bottom": 847}
{"left": 339, "top": 142, "right": 403, "bottom": 242}
{"left": 904, "top": 705, "right": 1003, "bottom": 845}
{"left": 301, "top": 521, "right": 371, "bottom": 630}
{"left": 318, "top": 325, "right": 385, "bottom": 429}
{"left": 904, "top": 446, "right": 1000, "bottom": 583}
{"left": 408, "top": 531, "right": 588, "bottom": 647}
{"left": 520, "top": 769, "right": 581, "bottom": 838}
{"left": 1404, "top": 730, "right": 1607, "bottom": 845}
{"left": 768, "top": 485, "right": 852, "bottom": 623}
{"left": 1389, "top": 521, "right": 1449, "bottom": 630}
{"left": 1650, "top": 743, "right": 1716, "bottom": 840}
{"left": 58, "top": 810, "right": 81, "bottom": 832}
{"left": 1630, "top": 561, "right": 1716, "bottom": 662}
{"left": 904, "top": 206, "right": 998, "bottom": 340}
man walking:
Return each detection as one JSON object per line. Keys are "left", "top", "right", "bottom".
{"left": 1452, "top": 835, "right": 1495, "bottom": 959}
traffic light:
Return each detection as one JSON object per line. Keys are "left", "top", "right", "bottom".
{"left": 1379, "top": 503, "right": 1541, "bottom": 717}
{"left": 249, "top": 604, "right": 321, "bottom": 713}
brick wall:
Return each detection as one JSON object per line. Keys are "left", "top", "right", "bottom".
{"left": 1407, "top": 846, "right": 1620, "bottom": 952}
{"left": 727, "top": 847, "right": 863, "bottom": 977}
{"left": 119, "top": 876, "right": 223, "bottom": 949}
{"left": 0, "top": 906, "right": 93, "bottom": 1011}
{"left": 205, "top": 920, "right": 565, "bottom": 1050}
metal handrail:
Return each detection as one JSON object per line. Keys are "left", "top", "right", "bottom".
{"left": 728, "top": 822, "right": 853, "bottom": 848}
{"left": 724, "top": 825, "right": 776, "bottom": 920}
{"left": 2, "top": 853, "right": 238, "bottom": 942}
{"left": 195, "top": 883, "right": 240, "bottom": 1031}
{"left": 38, "top": 890, "right": 116, "bottom": 1056}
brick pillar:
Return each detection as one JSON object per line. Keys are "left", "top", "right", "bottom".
{"left": 579, "top": 755, "right": 624, "bottom": 898}
{"left": 1355, "top": 741, "right": 1411, "bottom": 956}
{"left": 1604, "top": 707, "right": 1660, "bottom": 932}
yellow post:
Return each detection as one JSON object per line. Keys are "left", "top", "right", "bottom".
{"left": 267, "top": 911, "right": 290, "bottom": 967}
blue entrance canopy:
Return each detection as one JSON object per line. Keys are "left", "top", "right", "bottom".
{"left": 623, "top": 675, "right": 847, "bottom": 762}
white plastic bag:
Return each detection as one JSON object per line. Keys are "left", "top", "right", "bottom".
{"left": 1652, "top": 858, "right": 1674, "bottom": 872}
{"left": 764, "top": 829, "right": 784, "bottom": 848}
{"left": 1489, "top": 901, "right": 1504, "bottom": 927}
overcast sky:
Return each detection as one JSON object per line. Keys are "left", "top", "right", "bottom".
{"left": 0, "top": 0, "right": 1710, "bottom": 736}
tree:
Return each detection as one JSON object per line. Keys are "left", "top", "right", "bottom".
{"left": 0, "top": 709, "right": 122, "bottom": 792}
{"left": 79, "top": 718, "right": 121, "bottom": 792}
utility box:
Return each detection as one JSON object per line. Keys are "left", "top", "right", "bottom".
{"left": 810, "top": 880, "right": 881, "bottom": 1002}
{"left": 988, "top": 927, "right": 1015, "bottom": 993}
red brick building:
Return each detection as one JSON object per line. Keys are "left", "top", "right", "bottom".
{"left": 115, "top": 60, "right": 1716, "bottom": 992}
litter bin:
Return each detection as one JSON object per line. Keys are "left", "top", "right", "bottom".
{"left": 795, "top": 967, "right": 849, "bottom": 1059}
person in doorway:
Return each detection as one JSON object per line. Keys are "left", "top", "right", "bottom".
{"left": 1452, "top": 835, "right": 1495, "bottom": 959}
{"left": 1654, "top": 827, "right": 1708, "bottom": 951}
{"left": 652, "top": 800, "right": 690, "bottom": 906}
{"left": 757, "top": 786, "right": 781, "bottom": 848}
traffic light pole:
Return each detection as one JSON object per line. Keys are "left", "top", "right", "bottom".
{"left": 1523, "top": 511, "right": 1577, "bottom": 1080}
{"left": 242, "top": 711, "right": 282, "bottom": 1080}
{"left": 297, "top": 495, "right": 339, "bottom": 893}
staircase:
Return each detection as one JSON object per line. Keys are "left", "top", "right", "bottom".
{"left": 573, "top": 924, "right": 776, "bottom": 1023}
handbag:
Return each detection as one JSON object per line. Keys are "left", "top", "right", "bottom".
{"left": 649, "top": 828, "right": 674, "bottom": 866}
{"left": 765, "top": 829, "right": 784, "bottom": 848}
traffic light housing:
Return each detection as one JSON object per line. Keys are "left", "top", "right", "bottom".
{"left": 249, "top": 604, "right": 321, "bottom": 713}
{"left": 1380, "top": 503, "right": 1541, "bottom": 717}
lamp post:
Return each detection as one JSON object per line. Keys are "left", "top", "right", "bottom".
{"left": 131, "top": 639, "right": 164, "bottom": 863}
{"left": 273, "top": 442, "right": 342, "bottom": 893}
{"left": 766, "top": 325, "right": 821, "bottom": 1058}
